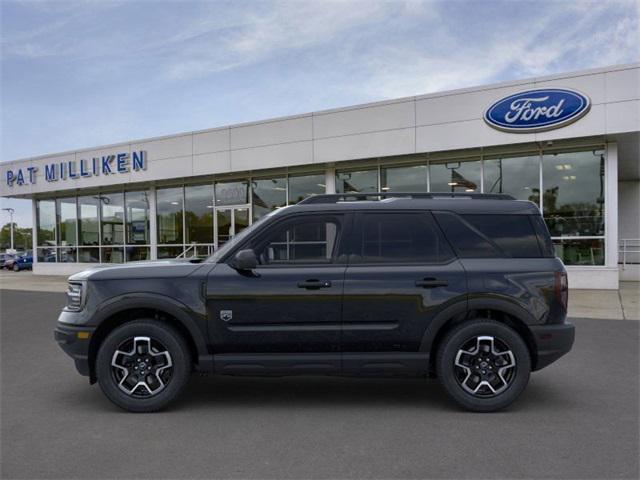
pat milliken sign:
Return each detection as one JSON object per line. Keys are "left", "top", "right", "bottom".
{"left": 5, "top": 151, "right": 147, "bottom": 187}
{"left": 484, "top": 88, "right": 591, "bottom": 133}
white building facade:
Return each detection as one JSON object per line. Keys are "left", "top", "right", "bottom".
{"left": 1, "top": 63, "right": 639, "bottom": 289}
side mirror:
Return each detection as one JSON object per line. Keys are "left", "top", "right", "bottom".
{"left": 231, "top": 249, "right": 258, "bottom": 271}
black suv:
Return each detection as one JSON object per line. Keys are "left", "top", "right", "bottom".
{"left": 55, "top": 193, "right": 574, "bottom": 412}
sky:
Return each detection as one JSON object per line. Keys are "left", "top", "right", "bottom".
{"left": 1, "top": 0, "right": 639, "bottom": 228}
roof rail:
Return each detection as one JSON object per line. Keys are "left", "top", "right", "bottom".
{"left": 297, "top": 192, "right": 516, "bottom": 205}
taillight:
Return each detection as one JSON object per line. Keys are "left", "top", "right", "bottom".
{"left": 555, "top": 271, "right": 568, "bottom": 310}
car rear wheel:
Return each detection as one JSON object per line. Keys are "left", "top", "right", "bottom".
{"left": 436, "top": 319, "right": 530, "bottom": 412}
{"left": 96, "top": 319, "right": 191, "bottom": 412}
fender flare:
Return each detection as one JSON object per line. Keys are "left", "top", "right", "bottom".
{"left": 419, "top": 295, "right": 537, "bottom": 354}
{"left": 89, "top": 293, "right": 210, "bottom": 368}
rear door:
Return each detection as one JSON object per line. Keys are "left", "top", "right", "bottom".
{"left": 341, "top": 211, "right": 467, "bottom": 371}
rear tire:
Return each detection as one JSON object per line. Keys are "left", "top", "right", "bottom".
{"left": 436, "top": 319, "right": 530, "bottom": 412}
{"left": 96, "top": 319, "right": 191, "bottom": 412}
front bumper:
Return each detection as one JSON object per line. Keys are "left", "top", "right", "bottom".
{"left": 54, "top": 323, "right": 95, "bottom": 377}
{"left": 530, "top": 322, "right": 575, "bottom": 371}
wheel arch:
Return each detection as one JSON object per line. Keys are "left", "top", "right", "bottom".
{"left": 421, "top": 296, "right": 539, "bottom": 373}
{"left": 87, "top": 294, "right": 210, "bottom": 383}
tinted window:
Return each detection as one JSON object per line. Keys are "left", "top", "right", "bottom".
{"left": 435, "top": 212, "right": 542, "bottom": 258}
{"left": 357, "top": 213, "right": 453, "bottom": 264}
{"left": 255, "top": 216, "right": 341, "bottom": 265}
{"left": 462, "top": 215, "right": 541, "bottom": 258}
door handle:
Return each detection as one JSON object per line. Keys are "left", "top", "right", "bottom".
{"left": 298, "top": 279, "right": 332, "bottom": 289}
{"left": 415, "top": 278, "right": 448, "bottom": 288}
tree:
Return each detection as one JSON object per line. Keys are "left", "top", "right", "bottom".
{"left": 0, "top": 223, "right": 32, "bottom": 251}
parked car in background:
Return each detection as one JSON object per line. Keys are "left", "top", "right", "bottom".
{"left": 12, "top": 251, "right": 33, "bottom": 271}
{"left": 2, "top": 253, "right": 17, "bottom": 270}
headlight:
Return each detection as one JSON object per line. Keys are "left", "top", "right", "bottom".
{"left": 65, "top": 282, "right": 85, "bottom": 311}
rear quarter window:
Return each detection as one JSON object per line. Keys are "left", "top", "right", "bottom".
{"left": 434, "top": 212, "right": 543, "bottom": 258}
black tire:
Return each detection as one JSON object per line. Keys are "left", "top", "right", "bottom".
{"left": 12, "top": 263, "right": 19, "bottom": 272}
{"left": 436, "top": 319, "right": 531, "bottom": 412}
{"left": 96, "top": 319, "right": 191, "bottom": 412}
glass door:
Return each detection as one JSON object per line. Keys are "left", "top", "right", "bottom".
{"left": 215, "top": 206, "right": 250, "bottom": 249}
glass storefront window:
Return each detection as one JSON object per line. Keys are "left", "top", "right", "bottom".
{"left": 102, "top": 246, "right": 124, "bottom": 263}
{"left": 126, "top": 246, "right": 150, "bottom": 262}
{"left": 37, "top": 247, "right": 57, "bottom": 263}
{"left": 336, "top": 169, "right": 378, "bottom": 193}
{"left": 59, "top": 246, "right": 77, "bottom": 263}
{"left": 77, "top": 247, "right": 100, "bottom": 263}
{"left": 288, "top": 173, "right": 325, "bottom": 204}
{"left": 553, "top": 238, "right": 604, "bottom": 266}
{"left": 125, "top": 191, "right": 150, "bottom": 245}
{"left": 185, "top": 184, "right": 214, "bottom": 244}
{"left": 430, "top": 159, "right": 481, "bottom": 193}
{"left": 78, "top": 196, "right": 100, "bottom": 246}
{"left": 483, "top": 155, "right": 540, "bottom": 204}
{"left": 215, "top": 181, "right": 248, "bottom": 206}
{"left": 36, "top": 200, "right": 56, "bottom": 246}
{"left": 381, "top": 164, "right": 428, "bottom": 192}
{"left": 542, "top": 150, "right": 605, "bottom": 237}
{"left": 56, "top": 198, "right": 77, "bottom": 246}
{"left": 100, "top": 193, "right": 124, "bottom": 245}
{"left": 157, "top": 187, "right": 183, "bottom": 244}
{"left": 252, "top": 177, "right": 286, "bottom": 221}
{"left": 157, "top": 246, "right": 183, "bottom": 259}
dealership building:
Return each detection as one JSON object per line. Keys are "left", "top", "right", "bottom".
{"left": 1, "top": 63, "right": 638, "bottom": 289}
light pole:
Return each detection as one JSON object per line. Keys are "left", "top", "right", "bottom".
{"left": 2, "top": 207, "right": 15, "bottom": 251}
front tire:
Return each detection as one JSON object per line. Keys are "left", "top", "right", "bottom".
{"left": 13, "top": 263, "right": 19, "bottom": 272}
{"left": 437, "top": 319, "right": 531, "bottom": 412}
{"left": 96, "top": 319, "right": 191, "bottom": 412}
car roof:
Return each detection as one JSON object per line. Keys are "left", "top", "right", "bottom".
{"left": 281, "top": 193, "right": 540, "bottom": 215}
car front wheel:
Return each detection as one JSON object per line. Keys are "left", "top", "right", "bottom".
{"left": 96, "top": 319, "right": 191, "bottom": 412}
{"left": 436, "top": 319, "right": 531, "bottom": 412}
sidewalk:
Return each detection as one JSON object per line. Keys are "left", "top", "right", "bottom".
{"left": 1, "top": 270, "right": 639, "bottom": 320}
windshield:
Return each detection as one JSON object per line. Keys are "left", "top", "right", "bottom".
{"left": 205, "top": 207, "right": 286, "bottom": 263}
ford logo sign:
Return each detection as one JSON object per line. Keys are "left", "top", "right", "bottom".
{"left": 484, "top": 88, "right": 591, "bottom": 133}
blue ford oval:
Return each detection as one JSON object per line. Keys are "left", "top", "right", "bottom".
{"left": 484, "top": 88, "right": 591, "bottom": 132}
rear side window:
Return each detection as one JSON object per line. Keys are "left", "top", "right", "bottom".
{"left": 434, "top": 212, "right": 543, "bottom": 258}
{"left": 356, "top": 212, "right": 454, "bottom": 264}
{"left": 529, "top": 214, "right": 555, "bottom": 257}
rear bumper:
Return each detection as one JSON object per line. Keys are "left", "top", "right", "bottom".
{"left": 54, "top": 323, "right": 95, "bottom": 377}
{"left": 530, "top": 322, "right": 575, "bottom": 371}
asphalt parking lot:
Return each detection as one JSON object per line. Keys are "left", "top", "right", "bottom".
{"left": 1, "top": 289, "right": 638, "bottom": 479}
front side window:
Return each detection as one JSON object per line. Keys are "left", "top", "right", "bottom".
{"left": 253, "top": 216, "right": 342, "bottom": 265}
{"left": 356, "top": 212, "right": 454, "bottom": 264}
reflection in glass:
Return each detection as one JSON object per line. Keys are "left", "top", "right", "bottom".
{"left": 336, "top": 169, "right": 378, "bottom": 193}
{"left": 36, "top": 200, "right": 56, "bottom": 246}
{"left": 381, "top": 164, "right": 428, "bottom": 192}
{"left": 101, "top": 193, "right": 124, "bottom": 245}
{"left": 56, "top": 198, "right": 77, "bottom": 246}
{"left": 430, "top": 160, "right": 480, "bottom": 193}
{"left": 78, "top": 196, "right": 100, "bottom": 246}
{"left": 288, "top": 173, "right": 325, "bottom": 203}
{"left": 252, "top": 177, "right": 286, "bottom": 221}
{"left": 77, "top": 247, "right": 100, "bottom": 263}
{"left": 216, "top": 209, "right": 232, "bottom": 247}
{"left": 102, "top": 246, "right": 124, "bottom": 263}
{"left": 542, "top": 150, "right": 605, "bottom": 237}
{"left": 215, "top": 181, "right": 248, "bottom": 206}
{"left": 235, "top": 208, "right": 249, "bottom": 237}
{"left": 59, "top": 246, "right": 77, "bottom": 263}
{"left": 157, "top": 187, "right": 183, "bottom": 244}
{"left": 37, "top": 247, "right": 57, "bottom": 262}
{"left": 157, "top": 246, "right": 183, "bottom": 259}
{"left": 125, "top": 191, "right": 150, "bottom": 245}
{"left": 553, "top": 238, "right": 604, "bottom": 265}
{"left": 126, "top": 246, "right": 150, "bottom": 262}
{"left": 483, "top": 155, "right": 540, "bottom": 203}
{"left": 185, "top": 184, "right": 214, "bottom": 244}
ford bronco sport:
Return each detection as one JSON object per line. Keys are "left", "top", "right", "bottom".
{"left": 55, "top": 192, "right": 574, "bottom": 412}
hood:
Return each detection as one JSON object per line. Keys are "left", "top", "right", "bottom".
{"left": 68, "top": 258, "right": 209, "bottom": 281}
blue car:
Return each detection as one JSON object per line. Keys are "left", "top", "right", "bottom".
{"left": 13, "top": 252, "right": 33, "bottom": 271}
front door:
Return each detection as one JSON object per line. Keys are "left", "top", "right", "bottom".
{"left": 341, "top": 211, "right": 467, "bottom": 372}
{"left": 216, "top": 207, "right": 250, "bottom": 248}
{"left": 207, "top": 213, "right": 350, "bottom": 357}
